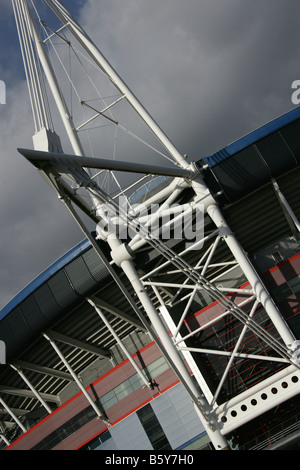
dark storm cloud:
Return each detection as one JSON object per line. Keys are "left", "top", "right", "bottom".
{"left": 80, "top": 0, "right": 300, "bottom": 156}
{"left": 1, "top": 0, "right": 300, "bottom": 308}
{"left": 0, "top": 79, "right": 84, "bottom": 308}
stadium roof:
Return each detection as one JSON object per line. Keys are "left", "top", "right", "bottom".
{"left": 2, "top": 106, "right": 300, "bottom": 355}
{"left": 0, "top": 239, "right": 91, "bottom": 323}
{"left": 203, "top": 106, "right": 300, "bottom": 202}
{"left": 1, "top": 106, "right": 300, "bottom": 440}
{"left": 205, "top": 106, "right": 300, "bottom": 168}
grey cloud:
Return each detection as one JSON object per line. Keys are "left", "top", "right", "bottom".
{"left": 79, "top": 0, "right": 300, "bottom": 156}
{"left": 0, "top": 79, "right": 84, "bottom": 308}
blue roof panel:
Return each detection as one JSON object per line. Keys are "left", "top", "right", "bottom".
{"left": 2, "top": 107, "right": 300, "bottom": 322}
{"left": 204, "top": 106, "right": 300, "bottom": 168}
{"left": 0, "top": 239, "right": 91, "bottom": 322}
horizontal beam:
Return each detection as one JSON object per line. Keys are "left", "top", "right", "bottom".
{"left": 0, "top": 386, "right": 60, "bottom": 403}
{"left": 179, "top": 346, "right": 289, "bottom": 363}
{"left": 46, "top": 330, "right": 110, "bottom": 358}
{"left": 0, "top": 408, "right": 28, "bottom": 417}
{"left": 89, "top": 296, "right": 146, "bottom": 331}
{"left": 12, "top": 360, "right": 73, "bottom": 381}
{"left": 215, "top": 365, "right": 300, "bottom": 435}
{"left": 17, "top": 148, "right": 195, "bottom": 178}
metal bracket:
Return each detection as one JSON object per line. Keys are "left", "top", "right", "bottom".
{"left": 216, "top": 365, "right": 300, "bottom": 435}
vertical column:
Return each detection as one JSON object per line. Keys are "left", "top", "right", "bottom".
{"left": 107, "top": 235, "right": 230, "bottom": 450}
{"left": 43, "top": 333, "right": 109, "bottom": 424}
{"left": 206, "top": 203, "right": 296, "bottom": 348}
{"left": 0, "top": 397, "right": 27, "bottom": 434}
{"left": 86, "top": 297, "right": 153, "bottom": 389}
{"left": 44, "top": 0, "right": 190, "bottom": 168}
{"left": 22, "top": 0, "right": 84, "bottom": 156}
{"left": 272, "top": 178, "right": 300, "bottom": 233}
{"left": 0, "top": 433, "right": 10, "bottom": 447}
{"left": 10, "top": 364, "right": 52, "bottom": 414}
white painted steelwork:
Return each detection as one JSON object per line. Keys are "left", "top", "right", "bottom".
{"left": 0, "top": 397, "right": 26, "bottom": 434}
{"left": 42, "top": 332, "right": 110, "bottom": 425}
{"left": 9, "top": 364, "right": 52, "bottom": 415}
{"left": 12, "top": 0, "right": 300, "bottom": 450}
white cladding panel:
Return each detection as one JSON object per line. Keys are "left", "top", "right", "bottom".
{"left": 92, "top": 382, "right": 206, "bottom": 450}
{"left": 151, "top": 383, "right": 206, "bottom": 449}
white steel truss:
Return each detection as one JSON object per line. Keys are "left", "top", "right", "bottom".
{"left": 13, "top": 0, "right": 300, "bottom": 450}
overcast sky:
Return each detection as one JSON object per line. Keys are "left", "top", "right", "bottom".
{"left": 1, "top": 0, "right": 300, "bottom": 310}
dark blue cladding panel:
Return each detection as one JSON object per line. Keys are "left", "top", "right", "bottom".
{"left": 33, "top": 283, "right": 62, "bottom": 321}
{"left": 255, "top": 132, "right": 297, "bottom": 175}
{"left": 47, "top": 270, "right": 80, "bottom": 309}
{"left": 82, "top": 249, "right": 110, "bottom": 282}
{"left": 0, "top": 318, "right": 18, "bottom": 357}
{"left": 0, "top": 239, "right": 91, "bottom": 322}
{"left": 64, "top": 256, "right": 98, "bottom": 295}
{"left": 6, "top": 307, "right": 34, "bottom": 353}
{"left": 280, "top": 118, "right": 300, "bottom": 161}
{"left": 20, "top": 296, "right": 48, "bottom": 331}
{"left": 204, "top": 106, "right": 300, "bottom": 168}
{"left": 209, "top": 146, "right": 270, "bottom": 200}
{"left": 202, "top": 108, "right": 300, "bottom": 202}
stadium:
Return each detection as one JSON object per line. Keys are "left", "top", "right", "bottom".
{"left": 0, "top": 0, "right": 300, "bottom": 451}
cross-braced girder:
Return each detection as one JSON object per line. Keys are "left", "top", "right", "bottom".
{"left": 18, "top": 146, "right": 300, "bottom": 445}
{"left": 12, "top": 0, "right": 300, "bottom": 450}
{"left": 0, "top": 294, "right": 154, "bottom": 444}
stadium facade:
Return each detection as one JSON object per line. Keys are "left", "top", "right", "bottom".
{"left": 1, "top": 105, "right": 300, "bottom": 451}
{"left": 1, "top": 0, "right": 300, "bottom": 451}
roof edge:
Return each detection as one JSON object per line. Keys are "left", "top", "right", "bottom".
{"left": 0, "top": 238, "right": 91, "bottom": 322}
{"left": 205, "top": 106, "right": 300, "bottom": 168}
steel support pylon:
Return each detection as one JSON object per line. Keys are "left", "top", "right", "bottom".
{"left": 13, "top": 0, "right": 300, "bottom": 450}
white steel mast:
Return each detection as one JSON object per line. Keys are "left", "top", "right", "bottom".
{"left": 13, "top": 0, "right": 300, "bottom": 450}
{"left": 40, "top": 0, "right": 296, "bottom": 348}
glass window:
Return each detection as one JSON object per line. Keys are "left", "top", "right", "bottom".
{"left": 101, "top": 395, "right": 118, "bottom": 410}
{"left": 137, "top": 403, "right": 171, "bottom": 450}
{"left": 114, "top": 382, "right": 128, "bottom": 394}
{"left": 272, "top": 282, "right": 292, "bottom": 302}
{"left": 89, "top": 437, "right": 101, "bottom": 450}
{"left": 31, "top": 355, "right": 171, "bottom": 450}
{"left": 289, "top": 275, "right": 300, "bottom": 293}
{"left": 128, "top": 374, "right": 144, "bottom": 390}
{"left": 147, "top": 356, "right": 169, "bottom": 376}
{"left": 100, "top": 430, "right": 111, "bottom": 443}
